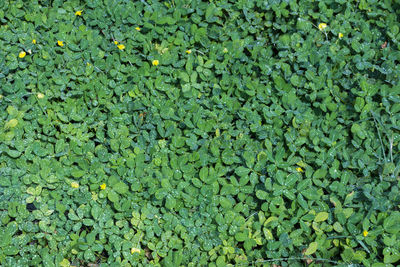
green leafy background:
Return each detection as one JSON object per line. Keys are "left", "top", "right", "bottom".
{"left": 1, "top": 0, "right": 400, "bottom": 266}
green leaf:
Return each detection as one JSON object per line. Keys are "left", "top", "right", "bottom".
{"left": 384, "top": 248, "right": 400, "bottom": 264}
{"left": 235, "top": 166, "right": 250, "bottom": 177}
{"left": 91, "top": 205, "right": 101, "bottom": 220}
{"left": 383, "top": 212, "right": 400, "bottom": 234}
{"left": 44, "top": 174, "right": 58, "bottom": 183}
{"left": 351, "top": 123, "right": 366, "bottom": 139}
{"left": 5, "top": 119, "right": 18, "bottom": 129}
{"left": 108, "top": 190, "right": 120, "bottom": 203}
{"left": 313, "top": 168, "right": 327, "bottom": 179}
{"left": 256, "top": 190, "right": 268, "bottom": 200}
{"left": 314, "top": 212, "right": 329, "bottom": 222}
{"left": 165, "top": 195, "right": 176, "bottom": 209}
{"left": 83, "top": 219, "right": 94, "bottom": 226}
{"left": 354, "top": 97, "right": 365, "bottom": 112}
{"left": 113, "top": 181, "right": 129, "bottom": 194}
{"left": 235, "top": 232, "right": 247, "bottom": 242}
{"left": 71, "top": 170, "right": 85, "bottom": 178}
{"left": 199, "top": 167, "right": 208, "bottom": 182}
{"left": 219, "top": 197, "right": 232, "bottom": 209}
{"left": 216, "top": 256, "right": 226, "bottom": 267}
{"left": 7, "top": 149, "right": 21, "bottom": 158}
{"left": 275, "top": 170, "right": 286, "bottom": 185}
{"left": 304, "top": 242, "right": 318, "bottom": 255}
{"left": 3, "top": 245, "right": 19, "bottom": 255}
{"left": 273, "top": 74, "right": 291, "bottom": 92}
{"left": 59, "top": 259, "right": 70, "bottom": 267}
{"left": 302, "top": 188, "right": 320, "bottom": 200}
{"left": 333, "top": 222, "right": 344, "bottom": 232}
{"left": 179, "top": 72, "right": 190, "bottom": 83}
{"left": 68, "top": 210, "right": 80, "bottom": 221}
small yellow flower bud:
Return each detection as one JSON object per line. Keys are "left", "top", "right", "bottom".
{"left": 32, "top": 39, "right": 37, "bottom": 44}
{"left": 75, "top": 10, "right": 82, "bottom": 16}
{"left": 114, "top": 41, "right": 118, "bottom": 45}
{"left": 135, "top": 27, "right": 141, "bottom": 31}
{"left": 131, "top": 248, "right": 140, "bottom": 254}
{"left": 19, "top": 51, "right": 26, "bottom": 58}
{"left": 363, "top": 230, "right": 368, "bottom": 237}
{"left": 57, "top": 40, "right": 64, "bottom": 47}
{"left": 186, "top": 49, "right": 192, "bottom": 54}
{"left": 152, "top": 60, "right": 159, "bottom": 66}
{"left": 91, "top": 192, "right": 98, "bottom": 201}
{"left": 318, "top": 23, "right": 327, "bottom": 31}
{"left": 296, "top": 167, "right": 304, "bottom": 172}
{"left": 100, "top": 183, "right": 106, "bottom": 190}
{"left": 71, "top": 182, "right": 79, "bottom": 188}
{"left": 338, "top": 32, "right": 344, "bottom": 39}
{"left": 37, "top": 93, "right": 44, "bottom": 99}
{"left": 117, "top": 44, "right": 125, "bottom": 50}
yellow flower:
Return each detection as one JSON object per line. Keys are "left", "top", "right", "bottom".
{"left": 19, "top": 51, "right": 26, "bottom": 58}
{"left": 152, "top": 60, "right": 159, "bottom": 66}
{"left": 363, "top": 230, "right": 368, "bottom": 237}
{"left": 37, "top": 93, "right": 44, "bottom": 99}
{"left": 338, "top": 32, "right": 344, "bottom": 39}
{"left": 71, "top": 182, "right": 79, "bottom": 188}
{"left": 318, "top": 23, "right": 327, "bottom": 31}
{"left": 131, "top": 248, "right": 140, "bottom": 254}
{"left": 32, "top": 39, "right": 37, "bottom": 44}
{"left": 114, "top": 41, "right": 118, "bottom": 45}
{"left": 75, "top": 10, "right": 82, "bottom": 16}
{"left": 57, "top": 40, "right": 64, "bottom": 47}
{"left": 135, "top": 27, "right": 141, "bottom": 31}
{"left": 296, "top": 167, "right": 304, "bottom": 172}
{"left": 117, "top": 44, "right": 125, "bottom": 50}
{"left": 186, "top": 49, "right": 192, "bottom": 54}
{"left": 100, "top": 183, "right": 106, "bottom": 190}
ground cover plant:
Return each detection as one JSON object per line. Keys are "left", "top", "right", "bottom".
{"left": 1, "top": 0, "right": 400, "bottom": 266}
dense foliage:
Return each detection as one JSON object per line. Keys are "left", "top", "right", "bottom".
{"left": 1, "top": 0, "right": 400, "bottom": 266}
